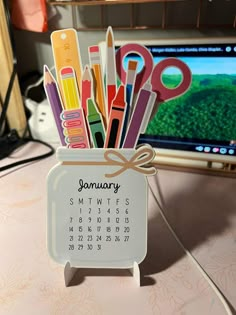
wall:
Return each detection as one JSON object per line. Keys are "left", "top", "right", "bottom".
{"left": 13, "top": 0, "right": 236, "bottom": 77}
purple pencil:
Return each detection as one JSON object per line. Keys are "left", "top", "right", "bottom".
{"left": 122, "top": 83, "right": 152, "bottom": 149}
{"left": 43, "top": 65, "right": 66, "bottom": 145}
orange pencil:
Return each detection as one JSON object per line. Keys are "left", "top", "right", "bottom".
{"left": 104, "top": 85, "right": 126, "bottom": 148}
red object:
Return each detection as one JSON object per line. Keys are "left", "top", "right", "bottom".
{"left": 151, "top": 58, "right": 192, "bottom": 102}
{"left": 81, "top": 66, "right": 92, "bottom": 116}
{"left": 104, "top": 85, "right": 126, "bottom": 148}
{"left": 81, "top": 80, "right": 91, "bottom": 116}
{"left": 61, "top": 67, "right": 73, "bottom": 76}
{"left": 107, "top": 84, "right": 116, "bottom": 115}
{"left": 11, "top": 0, "right": 48, "bottom": 32}
{"left": 89, "top": 46, "right": 99, "bottom": 53}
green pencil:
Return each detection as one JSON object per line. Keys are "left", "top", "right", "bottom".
{"left": 87, "top": 98, "right": 106, "bottom": 148}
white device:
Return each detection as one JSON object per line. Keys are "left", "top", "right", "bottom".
{"left": 25, "top": 98, "right": 60, "bottom": 144}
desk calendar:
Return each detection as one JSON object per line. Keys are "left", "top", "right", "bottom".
{"left": 45, "top": 26, "right": 164, "bottom": 286}
{"left": 47, "top": 146, "right": 156, "bottom": 285}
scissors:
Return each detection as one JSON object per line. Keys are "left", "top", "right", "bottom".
{"left": 116, "top": 43, "right": 192, "bottom": 103}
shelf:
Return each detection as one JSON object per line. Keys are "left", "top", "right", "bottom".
{"left": 47, "top": 0, "right": 236, "bottom": 31}
{"left": 49, "top": 0, "right": 185, "bottom": 6}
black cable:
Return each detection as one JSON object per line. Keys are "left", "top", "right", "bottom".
{"left": 0, "top": 138, "right": 55, "bottom": 172}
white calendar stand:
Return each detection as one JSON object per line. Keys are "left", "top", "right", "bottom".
{"left": 64, "top": 261, "right": 140, "bottom": 287}
{"left": 47, "top": 146, "right": 155, "bottom": 287}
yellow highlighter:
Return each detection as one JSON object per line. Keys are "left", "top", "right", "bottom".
{"left": 51, "top": 28, "right": 83, "bottom": 104}
{"left": 88, "top": 45, "right": 107, "bottom": 128}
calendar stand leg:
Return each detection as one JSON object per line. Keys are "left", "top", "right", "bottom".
{"left": 64, "top": 261, "right": 140, "bottom": 287}
{"left": 64, "top": 261, "right": 78, "bottom": 287}
{"left": 129, "top": 261, "right": 140, "bottom": 286}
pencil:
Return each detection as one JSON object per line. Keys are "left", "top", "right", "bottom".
{"left": 106, "top": 26, "right": 117, "bottom": 116}
{"left": 89, "top": 45, "right": 107, "bottom": 127}
{"left": 43, "top": 65, "right": 66, "bottom": 145}
{"left": 81, "top": 65, "right": 93, "bottom": 116}
{"left": 60, "top": 66, "right": 81, "bottom": 110}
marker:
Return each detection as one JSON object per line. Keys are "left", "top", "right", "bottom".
{"left": 123, "top": 83, "right": 153, "bottom": 149}
{"left": 43, "top": 65, "right": 66, "bottom": 146}
{"left": 89, "top": 45, "right": 107, "bottom": 127}
{"left": 104, "top": 85, "right": 126, "bottom": 148}
{"left": 106, "top": 26, "right": 117, "bottom": 115}
{"left": 60, "top": 67, "right": 90, "bottom": 148}
{"left": 120, "top": 60, "right": 138, "bottom": 146}
{"left": 50, "top": 29, "right": 83, "bottom": 101}
{"left": 81, "top": 65, "right": 93, "bottom": 116}
{"left": 87, "top": 98, "right": 105, "bottom": 148}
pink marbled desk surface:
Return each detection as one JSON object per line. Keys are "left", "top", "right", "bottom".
{"left": 0, "top": 143, "right": 235, "bottom": 315}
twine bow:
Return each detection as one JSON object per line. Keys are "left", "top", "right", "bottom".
{"left": 62, "top": 145, "right": 156, "bottom": 178}
{"left": 104, "top": 146, "right": 156, "bottom": 178}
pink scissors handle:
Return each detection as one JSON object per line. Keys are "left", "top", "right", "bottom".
{"left": 151, "top": 57, "right": 192, "bottom": 102}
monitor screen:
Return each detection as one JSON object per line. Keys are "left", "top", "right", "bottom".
{"left": 115, "top": 39, "right": 236, "bottom": 158}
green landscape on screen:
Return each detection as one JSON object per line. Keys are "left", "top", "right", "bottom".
{"left": 146, "top": 57, "right": 236, "bottom": 141}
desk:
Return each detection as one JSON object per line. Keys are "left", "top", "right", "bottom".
{"left": 0, "top": 143, "right": 235, "bottom": 315}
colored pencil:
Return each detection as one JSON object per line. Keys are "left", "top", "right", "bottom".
{"left": 43, "top": 65, "right": 66, "bottom": 146}
{"left": 106, "top": 26, "right": 117, "bottom": 116}
{"left": 104, "top": 85, "right": 126, "bottom": 148}
{"left": 87, "top": 98, "right": 105, "bottom": 148}
{"left": 81, "top": 65, "right": 93, "bottom": 116}
{"left": 89, "top": 45, "right": 107, "bottom": 127}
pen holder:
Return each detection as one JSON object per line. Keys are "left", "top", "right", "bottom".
{"left": 47, "top": 145, "right": 156, "bottom": 286}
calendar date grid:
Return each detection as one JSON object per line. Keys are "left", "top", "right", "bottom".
{"left": 67, "top": 201, "right": 132, "bottom": 252}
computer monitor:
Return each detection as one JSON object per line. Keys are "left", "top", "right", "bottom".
{"left": 99, "top": 37, "right": 236, "bottom": 173}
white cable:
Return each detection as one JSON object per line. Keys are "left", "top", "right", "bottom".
{"left": 24, "top": 65, "right": 55, "bottom": 98}
{"left": 148, "top": 177, "right": 233, "bottom": 315}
